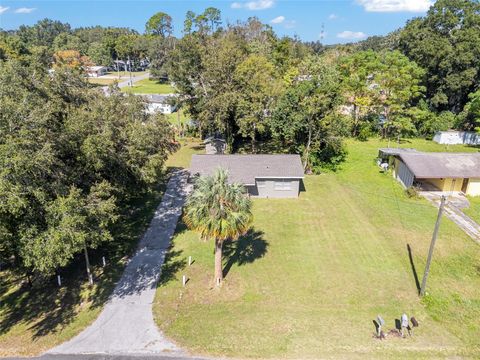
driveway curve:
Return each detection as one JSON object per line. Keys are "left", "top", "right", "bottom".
{"left": 48, "top": 170, "right": 189, "bottom": 355}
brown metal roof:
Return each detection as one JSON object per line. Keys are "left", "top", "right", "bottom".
{"left": 398, "top": 152, "right": 480, "bottom": 179}
{"left": 189, "top": 154, "right": 304, "bottom": 185}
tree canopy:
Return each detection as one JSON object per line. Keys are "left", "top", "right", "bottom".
{"left": 0, "top": 60, "right": 176, "bottom": 279}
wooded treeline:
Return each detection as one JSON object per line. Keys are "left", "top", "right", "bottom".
{"left": 1, "top": 0, "right": 480, "bottom": 282}
{"left": 4, "top": 1, "right": 478, "bottom": 169}
{"left": 0, "top": 59, "right": 177, "bottom": 283}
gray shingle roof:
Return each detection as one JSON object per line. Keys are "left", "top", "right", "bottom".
{"left": 398, "top": 152, "right": 480, "bottom": 178}
{"left": 141, "top": 94, "right": 176, "bottom": 103}
{"left": 378, "top": 148, "right": 420, "bottom": 157}
{"left": 189, "top": 154, "right": 304, "bottom": 185}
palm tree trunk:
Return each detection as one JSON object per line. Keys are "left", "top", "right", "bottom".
{"left": 214, "top": 238, "right": 223, "bottom": 286}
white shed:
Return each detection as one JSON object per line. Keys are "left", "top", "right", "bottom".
{"left": 433, "top": 131, "right": 480, "bottom": 145}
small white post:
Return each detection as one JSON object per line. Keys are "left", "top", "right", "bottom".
{"left": 188, "top": 256, "right": 192, "bottom": 266}
{"left": 102, "top": 256, "right": 106, "bottom": 267}
{"left": 57, "top": 275, "right": 61, "bottom": 287}
{"left": 182, "top": 275, "right": 187, "bottom": 287}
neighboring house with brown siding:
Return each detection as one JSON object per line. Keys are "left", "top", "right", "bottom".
{"left": 379, "top": 148, "right": 480, "bottom": 196}
{"left": 189, "top": 154, "right": 305, "bottom": 198}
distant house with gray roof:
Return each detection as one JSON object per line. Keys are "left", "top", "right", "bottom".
{"left": 141, "top": 94, "right": 176, "bottom": 114}
{"left": 189, "top": 154, "right": 305, "bottom": 198}
{"left": 380, "top": 149, "right": 480, "bottom": 196}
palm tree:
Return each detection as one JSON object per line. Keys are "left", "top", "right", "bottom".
{"left": 183, "top": 168, "right": 252, "bottom": 286}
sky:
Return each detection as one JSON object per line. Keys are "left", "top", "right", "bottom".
{"left": 0, "top": 0, "right": 434, "bottom": 44}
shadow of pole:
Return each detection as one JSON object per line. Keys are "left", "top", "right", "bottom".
{"left": 407, "top": 244, "right": 421, "bottom": 294}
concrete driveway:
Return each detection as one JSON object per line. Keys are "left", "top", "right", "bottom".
{"left": 420, "top": 191, "right": 480, "bottom": 244}
{"left": 47, "top": 170, "right": 190, "bottom": 355}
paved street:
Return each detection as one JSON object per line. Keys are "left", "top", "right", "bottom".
{"left": 9, "top": 355, "right": 206, "bottom": 360}
{"left": 116, "top": 72, "right": 150, "bottom": 89}
{"left": 47, "top": 170, "right": 190, "bottom": 355}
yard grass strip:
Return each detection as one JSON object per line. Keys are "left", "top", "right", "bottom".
{"left": 153, "top": 138, "right": 480, "bottom": 359}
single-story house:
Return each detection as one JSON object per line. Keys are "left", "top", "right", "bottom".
{"left": 189, "top": 154, "right": 305, "bottom": 198}
{"left": 433, "top": 130, "right": 480, "bottom": 145}
{"left": 379, "top": 148, "right": 480, "bottom": 196}
{"left": 142, "top": 94, "right": 176, "bottom": 114}
{"left": 86, "top": 66, "right": 107, "bottom": 77}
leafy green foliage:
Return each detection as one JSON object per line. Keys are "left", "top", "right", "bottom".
{"left": 399, "top": 0, "right": 480, "bottom": 112}
{"left": 457, "top": 89, "right": 480, "bottom": 131}
{"left": 0, "top": 61, "right": 175, "bottom": 277}
{"left": 145, "top": 12, "right": 173, "bottom": 37}
{"left": 270, "top": 57, "right": 347, "bottom": 172}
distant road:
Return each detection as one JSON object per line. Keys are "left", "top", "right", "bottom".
{"left": 117, "top": 72, "right": 150, "bottom": 88}
{"left": 101, "top": 72, "right": 150, "bottom": 93}
{"left": 8, "top": 355, "right": 208, "bottom": 360}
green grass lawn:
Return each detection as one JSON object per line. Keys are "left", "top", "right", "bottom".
{"left": 153, "top": 138, "right": 480, "bottom": 359}
{"left": 166, "top": 138, "right": 203, "bottom": 169}
{"left": 165, "top": 109, "right": 189, "bottom": 126}
{"left": 87, "top": 77, "right": 118, "bottom": 86}
{"left": 464, "top": 196, "right": 480, "bottom": 224}
{"left": 0, "top": 181, "right": 168, "bottom": 356}
{"left": 122, "top": 79, "right": 175, "bottom": 94}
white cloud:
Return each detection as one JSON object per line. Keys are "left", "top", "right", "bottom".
{"left": 231, "top": 0, "right": 275, "bottom": 10}
{"left": 0, "top": 6, "right": 9, "bottom": 14}
{"left": 337, "top": 31, "right": 367, "bottom": 40}
{"left": 328, "top": 14, "right": 338, "bottom": 20}
{"left": 15, "top": 7, "right": 36, "bottom": 14}
{"left": 356, "top": 0, "right": 433, "bottom": 13}
{"left": 270, "top": 16, "right": 285, "bottom": 24}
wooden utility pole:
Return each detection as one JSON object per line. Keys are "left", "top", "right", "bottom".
{"left": 420, "top": 195, "right": 446, "bottom": 296}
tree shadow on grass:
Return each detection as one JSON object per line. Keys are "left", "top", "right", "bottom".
{"left": 157, "top": 248, "right": 186, "bottom": 287}
{"left": 222, "top": 229, "right": 268, "bottom": 278}
{"left": 0, "top": 179, "right": 169, "bottom": 339}
{"left": 0, "top": 264, "right": 84, "bottom": 339}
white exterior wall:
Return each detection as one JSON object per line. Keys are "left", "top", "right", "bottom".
{"left": 467, "top": 179, "right": 480, "bottom": 196}
{"left": 146, "top": 103, "right": 174, "bottom": 114}
{"left": 433, "top": 131, "right": 480, "bottom": 145}
{"left": 252, "top": 178, "right": 300, "bottom": 198}
{"left": 395, "top": 160, "right": 415, "bottom": 188}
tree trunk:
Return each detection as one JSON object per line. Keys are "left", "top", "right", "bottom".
{"left": 303, "top": 124, "right": 312, "bottom": 172}
{"left": 214, "top": 238, "right": 223, "bottom": 287}
{"left": 353, "top": 104, "right": 359, "bottom": 137}
{"left": 251, "top": 123, "right": 256, "bottom": 153}
{"left": 84, "top": 243, "right": 93, "bottom": 285}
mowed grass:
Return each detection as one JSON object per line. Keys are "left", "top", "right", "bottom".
{"left": 166, "top": 138, "right": 203, "bottom": 169}
{"left": 122, "top": 79, "right": 175, "bottom": 94}
{"left": 0, "top": 180, "right": 168, "bottom": 356}
{"left": 153, "top": 138, "right": 480, "bottom": 359}
{"left": 165, "top": 109, "right": 189, "bottom": 126}
{"left": 464, "top": 196, "right": 480, "bottom": 224}
{"left": 87, "top": 77, "right": 118, "bottom": 86}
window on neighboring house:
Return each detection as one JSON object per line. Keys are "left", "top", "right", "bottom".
{"left": 274, "top": 180, "right": 292, "bottom": 191}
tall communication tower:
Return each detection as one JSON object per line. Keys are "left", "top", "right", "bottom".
{"left": 320, "top": 23, "right": 325, "bottom": 43}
